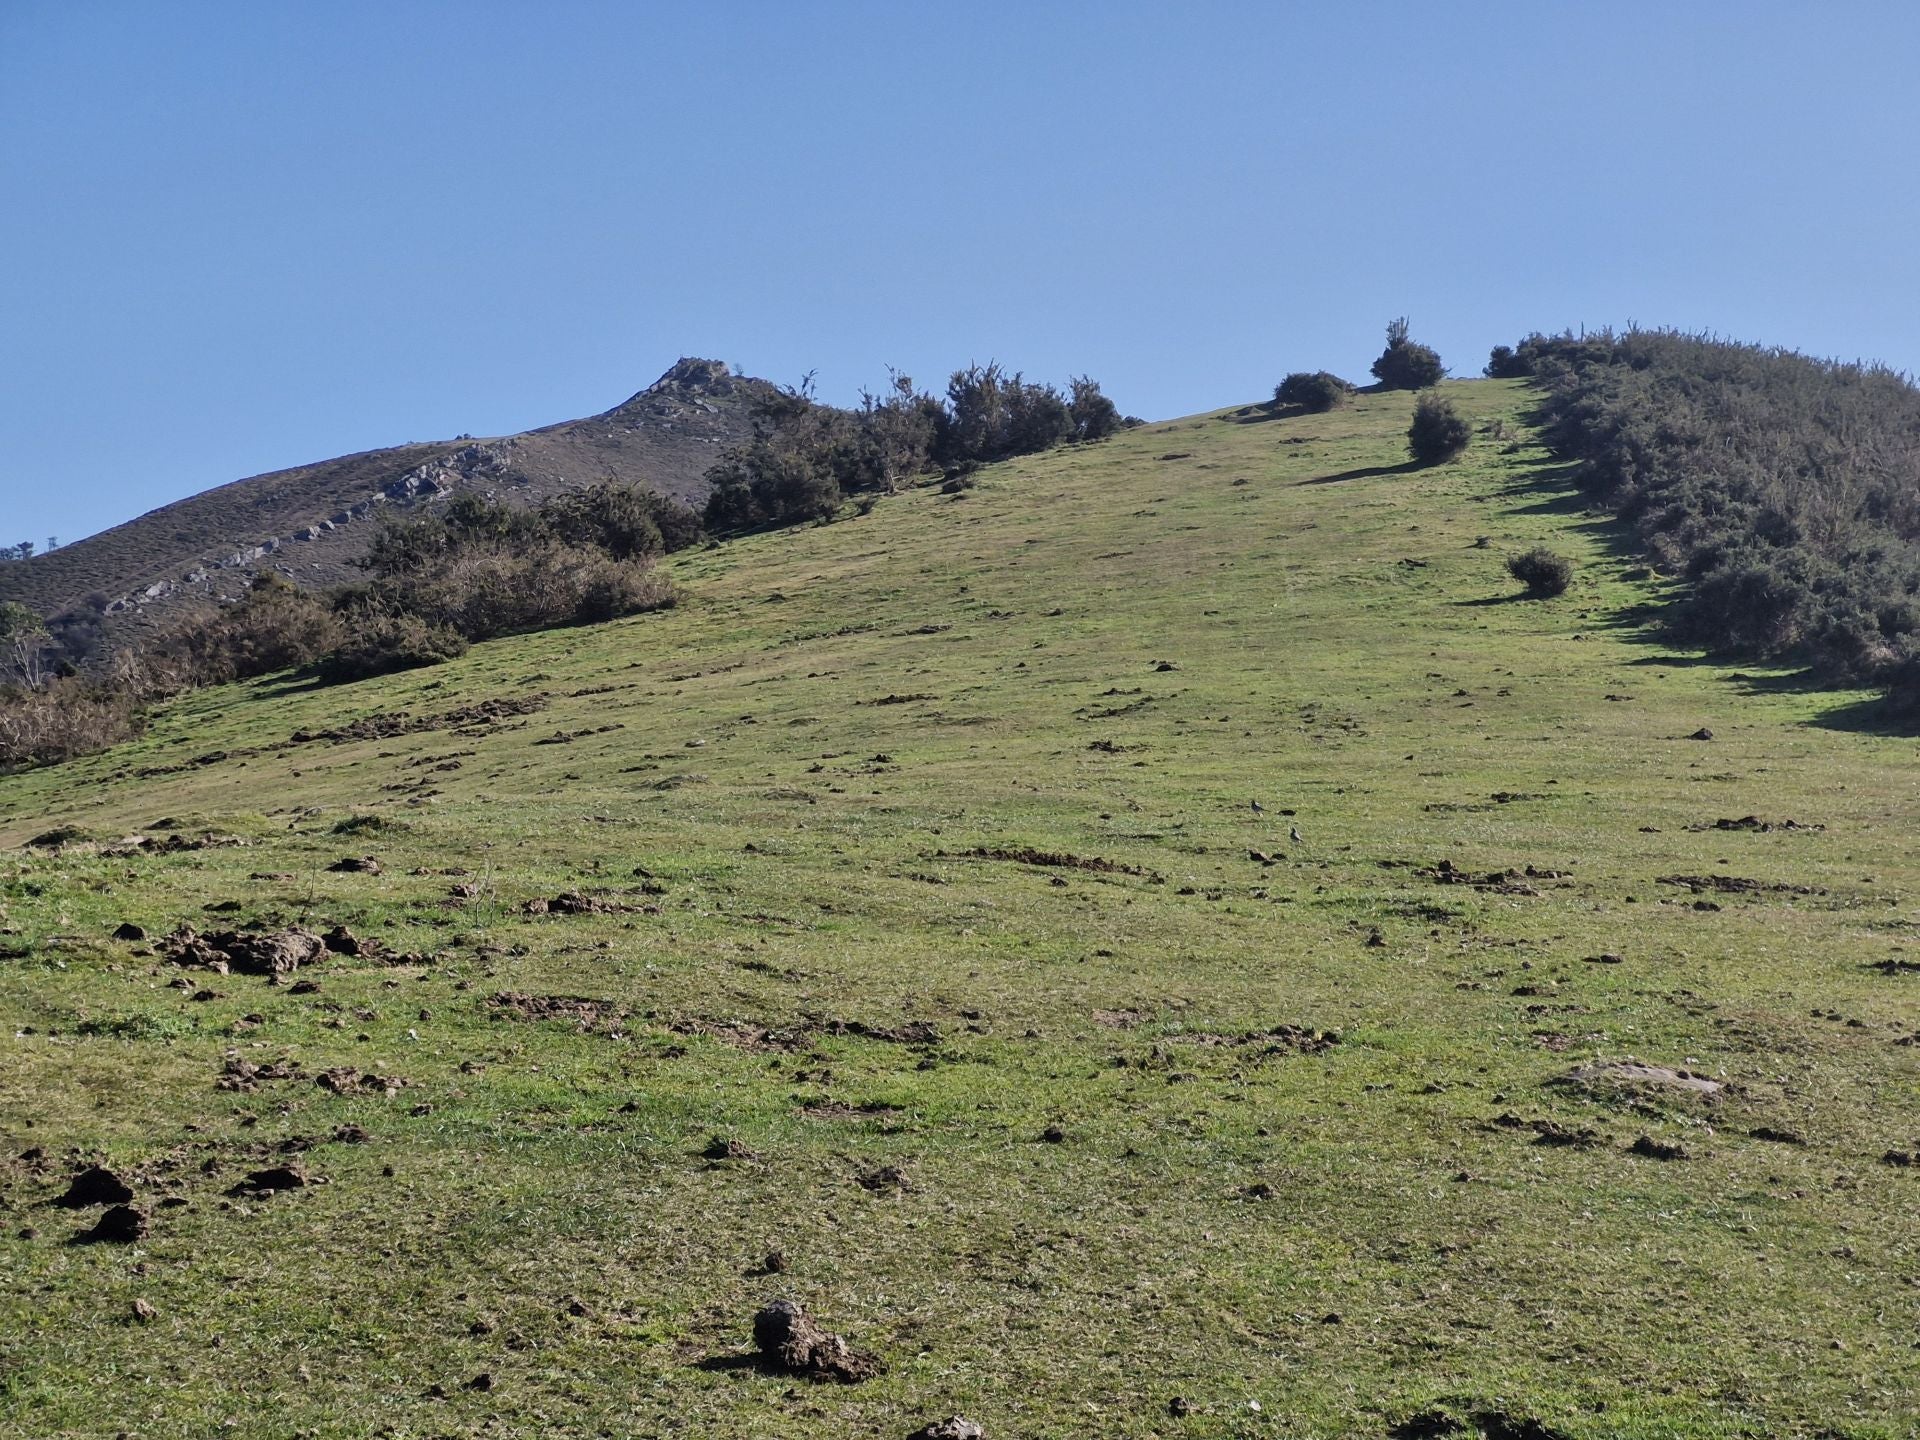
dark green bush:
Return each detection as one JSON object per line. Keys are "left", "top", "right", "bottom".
{"left": 1274, "top": 371, "right": 1353, "bottom": 413}
{"left": 1371, "top": 317, "right": 1445, "bottom": 390}
{"left": 1407, "top": 394, "right": 1471, "bottom": 464}
{"left": 1516, "top": 327, "right": 1920, "bottom": 709}
{"left": 314, "top": 614, "right": 469, "bottom": 684}
{"left": 1508, "top": 547, "right": 1575, "bottom": 598}
{"left": 1484, "top": 345, "right": 1532, "bottom": 379}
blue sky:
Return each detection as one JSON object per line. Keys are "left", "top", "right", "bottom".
{"left": 5, "top": 1, "right": 1919, "bottom": 546}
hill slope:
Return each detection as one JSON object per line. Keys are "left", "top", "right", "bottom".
{"left": 0, "top": 358, "right": 774, "bottom": 638}
{"left": 2, "top": 382, "right": 1916, "bottom": 1438}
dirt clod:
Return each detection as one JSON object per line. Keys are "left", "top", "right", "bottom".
{"left": 327, "top": 856, "right": 382, "bottom": 875}
{"left": 1628, "top": 1135, "right": 1689, "bottom": 1161}
{"left": 55, "top": 1166, "right": 135, "bottom": 1208}
{"left": 909, "top": 1418, "right": 984, "bottom": 1440}
{"left": 751, "top": 1299, "right": 883, "bottom": 1383}
{"left": 73, "top": 1205, "right": 147, "bottom": 1245}
{"left": 164, "top": 926, "right": 329, "bottom": 977}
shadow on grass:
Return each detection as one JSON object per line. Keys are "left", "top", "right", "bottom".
{"left": 1483, "top": 444, "right": 1917, "bottom": 737}
{"left": 1298, "top": 460, "right": 1422, "bottom": 486}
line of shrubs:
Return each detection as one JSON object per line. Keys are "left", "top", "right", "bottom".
{"left": 702, "top": 364, "right": 1128, "bottom": 533}
{"left": 1498, "top": 327, "right": 1920, "bottom": 719}
{"left": 0, "top": 483, "right": 695, "bottom": 768}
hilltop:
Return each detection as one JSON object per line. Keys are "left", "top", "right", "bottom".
{"left": 0, "top": 358, "right": 777, "bottom": 638}
{"left": 2, "top": 381, "right": 1916, "bottom": 1437}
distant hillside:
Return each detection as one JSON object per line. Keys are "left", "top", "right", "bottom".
{"left": 0, "top": 358, "right": 777, "bottom": 638}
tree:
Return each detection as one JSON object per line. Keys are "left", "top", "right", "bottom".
{"left": 1371, "top": 317, "right": 1445, "bottom": 390}
{"left": 1407, "top": 394, "right": 1471, "bottom": 464}
{"left": 0, "top": 602, "right": 50, "bottom": 689}
{"left": 1067, "top": 376, "right": 1121, "bottom": 442}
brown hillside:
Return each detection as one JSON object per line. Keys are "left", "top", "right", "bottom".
{"left": 0, "top": 358, "right": 774, "bottom": 638}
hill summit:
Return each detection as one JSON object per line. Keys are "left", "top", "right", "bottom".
{"left": 0, "top": 358, "right": 778, "bottom": 640}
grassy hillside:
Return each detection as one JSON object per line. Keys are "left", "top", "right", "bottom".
{"left": 2, "top": 381, "right": 1916, "bottom": 1439}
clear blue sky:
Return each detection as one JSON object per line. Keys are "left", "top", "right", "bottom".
{"left": 5, "top": 1, "right": 1919, "bottom": 547}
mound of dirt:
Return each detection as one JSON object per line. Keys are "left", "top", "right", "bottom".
{"left": 1657, "top": 874, "right": 1825, "bottom": 897}
{"left": 217, "top": 1056, "right": 303, "bottom": 1092}
{"left": 751, "top": 1300, "right": 883, "bottom": 1383}
{"left": 315, "top": 1067, "right": 407, "bottom": 1095}
{"left": 71, "top": 1204, "right": 148, "bottom": 1245}
{"left": 290, "top": 694, "right": 550, "bottom": 745}
{"left": 910, "top": 1419, "right": 984, "bottom": 1440}
{"left": 936, "top": 846, "right": 1160, "bottom": 880}
{"left": 54, "top": 1165, "right": 134, "bottom": 1208}
{"left": 163, "top": 926, "right": 328, "bottom": 977}
{"left": 1559, "top": 1061, "right": 1723, "bottom": 1095}
{"left": 521, "top": 891, "right": 630, "bottom": 916}
{"left": 490, "top": 992, "right": 625, "bottom": 1028}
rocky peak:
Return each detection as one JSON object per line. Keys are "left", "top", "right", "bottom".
{"left": 645, "top": 357, "right": 735, "bottom": 398}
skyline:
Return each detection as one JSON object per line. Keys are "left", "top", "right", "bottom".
{"left": 6, "top": 1, "right": 1920, "bottom": 546}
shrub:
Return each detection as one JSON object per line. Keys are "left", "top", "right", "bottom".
{"left": 1274, "top": 371, "right": 1353, "bottom": 413}
{"left": 313, "top": 614, "right": 469, "bottom": 684}
{"left": 0, "top": 677, "right": 144, "bottom": 769}
{"left": 1370, "top": 317, "right": 1445, "bottom": 390}
{"left": 1508, "top": 547, "right": 1575, "bottom": 598}
{"left": 1484, "top": 345, "right": 1532, "bottom": 379}
{"left": 1407, "top": 394, "right": 1471, "bottom": 464}
{"left": 1068, "top": 376, "right": 1122, "bottom": 442}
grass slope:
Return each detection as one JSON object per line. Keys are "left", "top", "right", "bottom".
{"left": 2, "top": 381, "right": 1916, "bottom": 1439}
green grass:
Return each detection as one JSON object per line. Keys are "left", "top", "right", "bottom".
{"left": 2, "top": 381, "right": 1917, "bottom": 1439}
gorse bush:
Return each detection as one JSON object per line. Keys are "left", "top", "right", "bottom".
{"left": 1274, "top": 371, "right": 1353, "bottom": 413}
{"left": 1407, "top": 394, "right": 1471, "bottom": 464}
{"left": 1508, "top": 547, "right": 1575, "bottom": 598}
{"left": 313, "top": 614, "right": 469, "bottom": 685}
{"left": 704, "top": 363, "right": 1124, "bottom": 534}
{"left": 1371, "top": 317, "right": 1445, "bottom": 391}
{"left": 1484, "top": 345, "right": 1532, "bottom": 379}
{"left": 1513, "top": 327, "right": 1920, "bottom": 713}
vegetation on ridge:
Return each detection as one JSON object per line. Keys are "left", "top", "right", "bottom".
{"left": 1, "top": 380, "right": 1913, "bottom": 1437}
{"left": 1502, "top": 328, "right": 1920, "bottom": 717}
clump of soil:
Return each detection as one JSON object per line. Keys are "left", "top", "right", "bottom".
{"left": 751, "top": 1300, "right": 883, "bottom": 1383}
{"left": 1691, "top": 816, "right": 1824, "bottom": 833}
{"left": 935, "top": 846, "right": 1160, "bottom": 880}
{"left": 100, "top": 832, "right": 250, "bottom": 857}
{"left": 1628, "top": 1134, "right": 1689, "bottom": 1161}
{"left": 1657, "top": 874, "right": 1825, "bottom": 897}
{"left": 910, "top": 1419, "right": 984, "bottom": 1440}
{"left": 163, "top": 926, "right": 329, "bottom": 977}
{"left": 1173, "top": 1024, "right": 1340, "bottom": 1057}
{"left": 54, "top": 1166, "right": 134, "bottom": 1208}
{"left": 228, "top": 1164, "right": 309, "bottom": 1198}
{"left": 521, "top": 890, "right": 630, "bottom": 916}
{"left": 290, "top": 694, "right": 549, "bottom": 745}
{"left": 24, "top": 825, "right": 93, "bottom": 849}
{"left": 489, "top": 992, "right": 626, "bottom": 1028}
{"left": 856, "top": 1164, "right": 912, "bottom": 1193}
{"left": 316, "top": 1067, "right": 408, "bottom": 1095}
{"left": 1414, "top": 859, "right": 1566, "bottom": 896}
{"left": 327, "top": 856, "right": 383, "bottom": 875}
{"left": 72, "top": 1205, "right": 148, "bottom": 1245}
{"left": 217, "top": 1056, "right": 303, "bottom": 1092}
{"left": 1492, "top": 1113, "right": 1603, "bottom": 1148}
{"left": 1558, "top": 1061, "right": 1723, "bottom": 1096}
